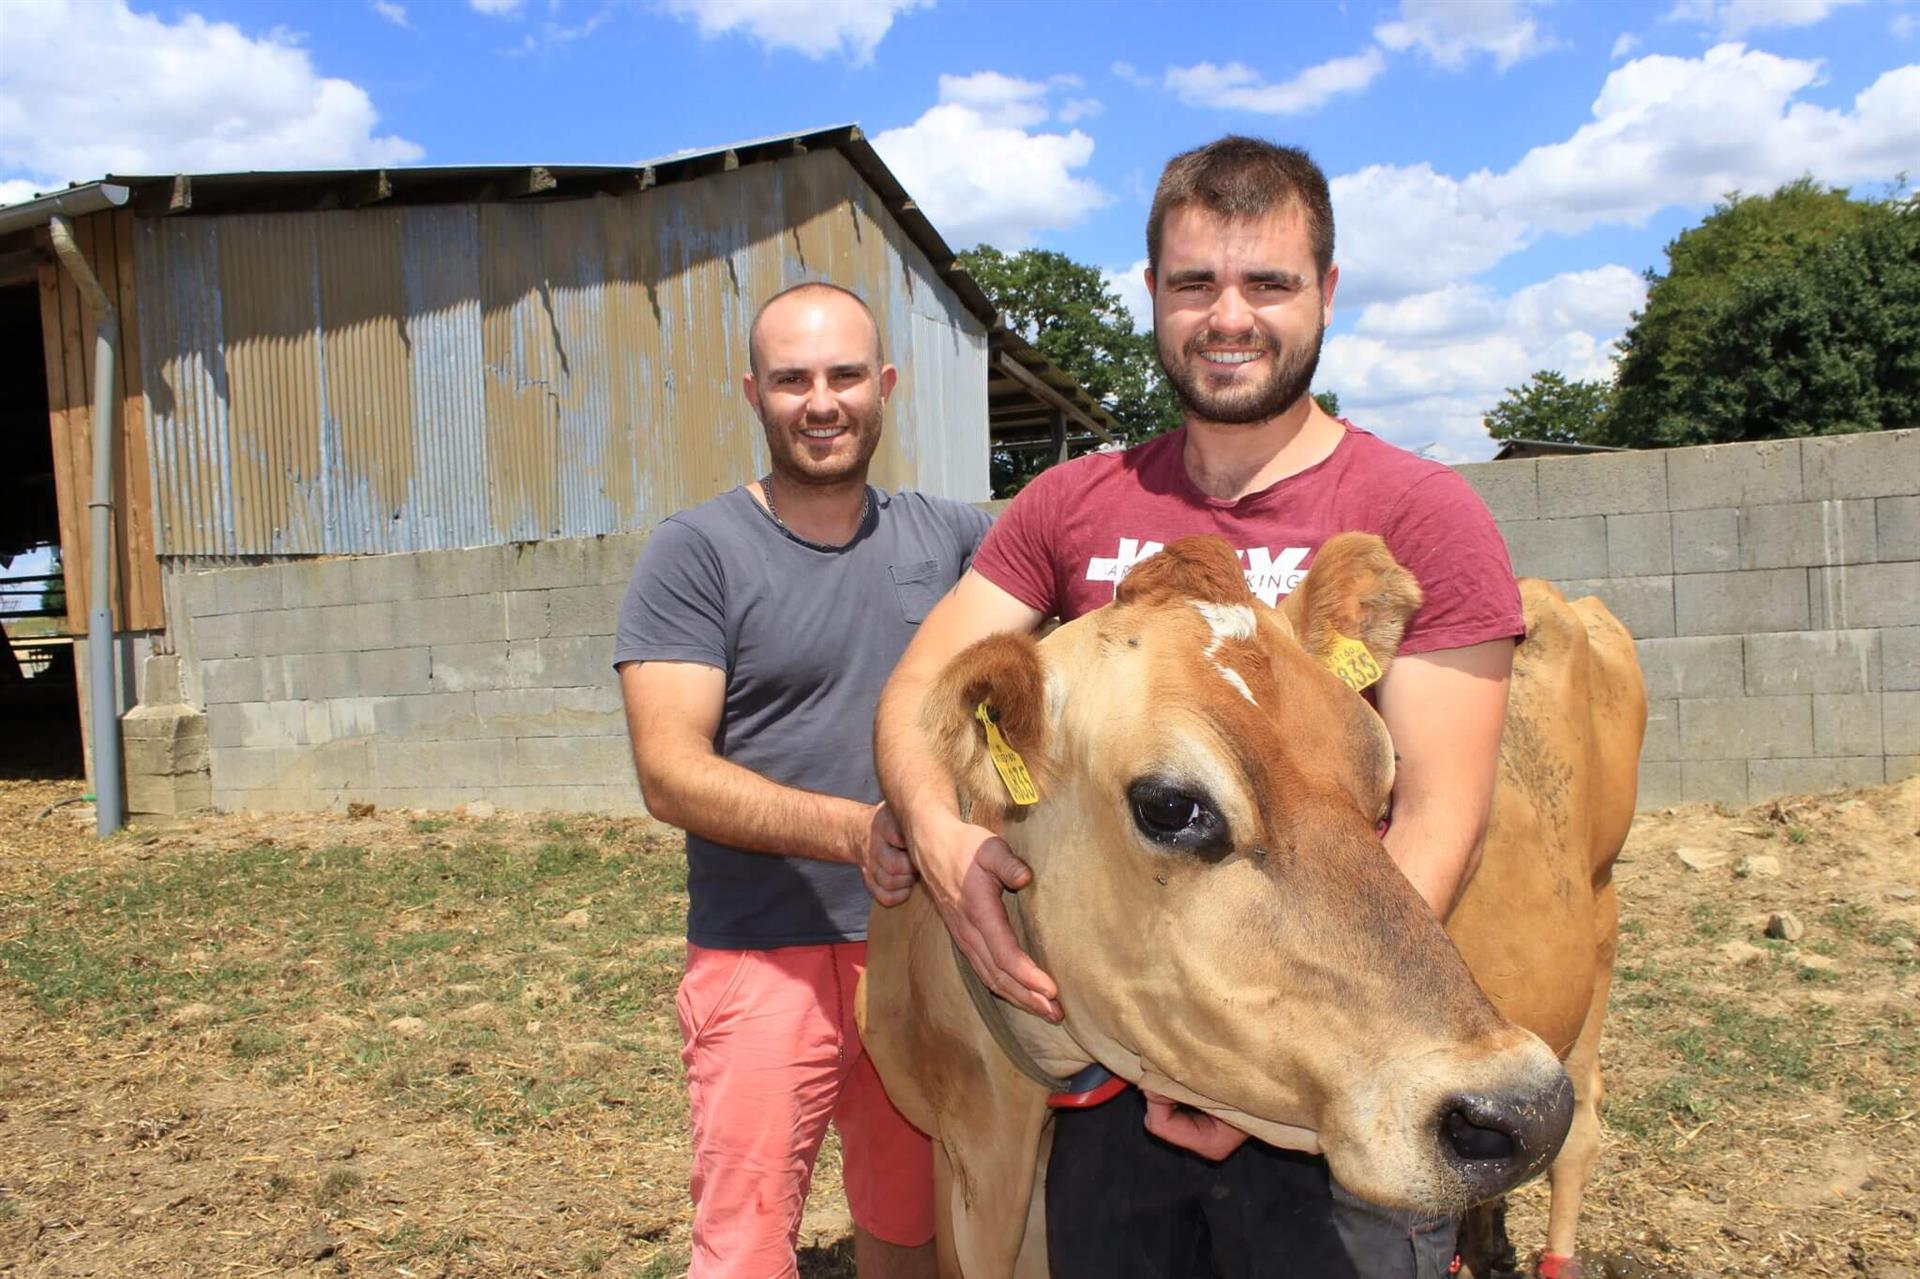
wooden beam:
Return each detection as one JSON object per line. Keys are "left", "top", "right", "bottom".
{"left": 993, "top": 350, "right": 1113, "bottom": 443}
{"left": 167, "top": 176, "right": 192, "bottom": 215}
{"left": 504, "top": 167, "right": 559, "bottom": 198}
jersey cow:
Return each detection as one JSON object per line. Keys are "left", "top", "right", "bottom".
{"left": 859, "top": 533, "right": 1646, "bottom": 1278}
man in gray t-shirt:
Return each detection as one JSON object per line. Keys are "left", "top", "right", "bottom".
{"left": 613, "top": 282, "right": 985, "bottom": 1279}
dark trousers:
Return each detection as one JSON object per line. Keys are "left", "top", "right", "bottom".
{"left": 1045, "top": 1088, "right": 1457, "bottom": 1279}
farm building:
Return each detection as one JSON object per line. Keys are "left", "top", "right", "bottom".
{"left": 0, "top": 125, "right": 1119, "bottom": 827}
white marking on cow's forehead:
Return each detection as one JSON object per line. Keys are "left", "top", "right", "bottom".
{"left": 1216, "top": 665, "right": 1257, "bottom": 706}
{"left": 1191, "top": 601, "right": 1256, "bottom": 643}
{"left": 1190, "top": 601, "right": 1259, "bottom": 706}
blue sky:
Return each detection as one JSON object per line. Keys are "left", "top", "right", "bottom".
{"left": 1, "top": 0, "right": 1916, "bottom": 471}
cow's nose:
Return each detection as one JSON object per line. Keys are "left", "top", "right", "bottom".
{"left": 1435, "top": 1071, "right": 1575, "bottom": 1201}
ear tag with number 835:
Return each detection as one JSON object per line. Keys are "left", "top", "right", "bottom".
{"left": 975, "top": 701, "right": 1040, "bottom": 806}
{"left": 1322, "top": 633, "right": 1383, "bottom": 693}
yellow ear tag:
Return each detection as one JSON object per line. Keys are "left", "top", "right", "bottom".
{"left": 1322, "top": 633, "right": 1383, "bottom": 693}
{"left": 975, "top": 701, "right": 1040, "bottom": 806}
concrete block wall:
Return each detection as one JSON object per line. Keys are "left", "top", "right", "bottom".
{"left": 176, "top": 535, "right": 648, "bottom": 813}
{"left": 1458, "top": 429, "right": 1920, "bottom": 809}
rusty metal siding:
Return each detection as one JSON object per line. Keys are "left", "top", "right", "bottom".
{"left": 134, "top": 148, "right": 990, "bottom": 559}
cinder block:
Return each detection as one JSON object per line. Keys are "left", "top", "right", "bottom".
{"left": 1681, "top": 759, "right": 1748, "bottom": 805}
{"left": 511, "top": 734, "right": 632, "bottom": 785}
{"left": 1747, "top": 756, "right": 1885, "bottom": 800}
{"left": 1665, "top": 438, "right": 1803, "bottom": 510}
{"left": 507, "top": 635, "right": 614, "bottom": 689}
{"left": 1679, "top": 696, "right": 1812, "bottom": 760}
{"left": 546, "top": 583, "right": 628, "bottom": 638}
{"left": 1455, "top": 460, "right": 1539, "bottom": 522}
{"left": 1537, "top": 450, "right": 1668, "bottom": 517}
{"left": 279, "top": 652, "right": 355, "bottom": 700}
{"left": 356, "top": 647, "right": 433, "bottom": 697}
{"left": 1554, "top": 576, "right": 1674, "bottom": 640}
{"left": 1886, "top": 690, "right": 1920, "bottom": 755}
{"left": 389, "top": 594, "right": 508, "bottom": 649}
{"left": 1739, "top": 500, "right": 1876, "bottom": 570}
{"left": 208, "top": 702, "right": 291, "bottom": 750}
{"left": 429, "top": 640, "right": 511, "bottom": 693}
{"left": 504, "top": 536, "right": 625, "bottom": 592}
{"left": 1502, "top": 517, "right": 1607, "bottom": 581}
{"left": 1813, "top": 692, "right": 1882, "bottom": 756}
{"left": 373, "top": 691, "right": 480, "bottom": 739}
{"left": 1744, "top": 629, "right": 1880, "bottom": 695}
{"left": 484, "top": 784, "right": 644, "bottom": 814}
{"left": 1809, "top": 561, "right": 1920, "bottom": 629}
{"left": 1670, "top": 509, "right": 1740, "bottom": 574}
{"left": 1876, "top": 495, "right": 1920, "bottom": 561}
{"left": 1607, "top": 512, "right": 1672, "bottom": 577}
{"left": 192, "top": 611, "right": 259, "bottom": 661}
{"left": 1803, "top": 429, "right": 1920, "bottom": 500}
{"left": 1674, "top": 569, "right": 1809, "bottom": 636}
{"left": 204, "top": 566, "right": 283, "bottom": 616}
{"left": 505, "top": 590, "right": 551, "bottom": 640}
{"left": 1885, "top": 627, "right": 1920, "bottom": 692}
{"left": 279, "top": 557, "right": 359, "bottom": 609}
{"left": 472, "top": 687, "right": 622, "bottom": 738}
{"left": 351, "top": 545, "right": 504, "bottom": 604}
{"left": 1642, "top": 699, "right": 1679, "bottom": 762}
{"left": 1635, "top": 637, "right": 1745, "bottom": 700}
{"left": 1889, "top": 756, "right": 1920, "bottom": 783}
{"left": 200, "top": 657, "right": 263, "bottom": 705}
{"left": 1636, "top": 761, "right": 1681, "bottom": 809}
{"left": 214, "top": 745, "right": 294, "bottom": 791}
{"left": 371, "top": 737, "right": 514, "bottom": 788}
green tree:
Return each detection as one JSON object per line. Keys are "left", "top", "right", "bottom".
{"left": 1312, "top": 390, "right": 1341, "bottom": 418}
{"left": 1608, "top": 178, "right": 1919, "bottom": 447}
{"left": 959, "top": 246, "right": 1180, "bottom": 494}
{"left": 1482, "top": 370, "right": 1613, "bottom": 445}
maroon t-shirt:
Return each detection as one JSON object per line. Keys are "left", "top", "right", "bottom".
{"left": 973, "top": 423, "right": 1523, "bottom": 653}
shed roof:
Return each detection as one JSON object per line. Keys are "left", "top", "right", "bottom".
{"left": 0, "top": 124, "right": 1123, "bottom": 445}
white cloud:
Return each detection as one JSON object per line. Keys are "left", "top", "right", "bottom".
{"left": 1162, "top": 50, "right": 1386, "bottom": 116}
{"left": 0, "top": 178, "right": 43, "bottom": 207}
{"left": 1894, "top": 12, "right": 1916, "bottom": 38}
{"left": 469, "top": 0, "right": 525, "bottom": 13}
{"left": 1332, "top": 45, "right": 1920, "bottom": 303}
{"left": 1057, "top": 97, "right": 1103, "bottom": 124}
{"left": 0, "top": 0, "right": 423, "bottom": 192}
{"left": 1101, "top": 258, "right": 1152, "bottom": 333}
{"left": 373, "top": 0, "right": 409, "bottom": 26}
{"left": 1373, "top": 0, "right": 1555, "bottom": 71}
{"left": 873, "top": 73, "right": 1109, "bottom": 250}
{"left": 935, "top": 70, "right": 1050, "bottom": 128}
{"left": 1322, "top": 267, "right": 1647, "bottom": 460}
{"left": 1611, "top": 32, "right": 1640, "bottom": 59}
{"left": 1664, "top": 0, "right": 1861, "bottom": 38}
{"left": 1110, "top": 60, "right": 1155, "bottom": 89}
{"left": 658, "top": 0, "right": 931, "bottom": 64}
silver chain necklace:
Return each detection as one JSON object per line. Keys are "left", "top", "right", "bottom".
{"left": 760, "top": 476, "right": 870, "bottom": 551}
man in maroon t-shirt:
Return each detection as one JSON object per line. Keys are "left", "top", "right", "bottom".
{"left": 871, "top": 137, "right": 1522, "bottom": 1278}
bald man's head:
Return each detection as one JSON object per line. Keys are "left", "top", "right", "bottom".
{"left": 748, "top": 282, "right": 885, "bottom": 380}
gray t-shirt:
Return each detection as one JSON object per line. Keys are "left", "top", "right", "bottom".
{"left": 613, "top": 485, "right": 992, "bottom": 949}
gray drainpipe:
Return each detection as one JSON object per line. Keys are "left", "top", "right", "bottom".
{"left": 47, "top": 215, "right": 125, "bottom": 836}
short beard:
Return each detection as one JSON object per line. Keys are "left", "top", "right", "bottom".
{"left": 1158, "top": 318, "right": 1326, "bottom": 426}
{"left": 758, "top": 398, "right": 885, "bottom": 487}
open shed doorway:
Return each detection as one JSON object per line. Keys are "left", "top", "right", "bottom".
{"left": 0, "top": 281, "right": 83, "bottom": 778}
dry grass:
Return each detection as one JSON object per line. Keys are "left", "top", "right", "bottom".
{"left": 0, "top": 774, "right": 1915, "bottom": 1277}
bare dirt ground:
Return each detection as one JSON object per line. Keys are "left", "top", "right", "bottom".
{"left": 1, "top": 775, "right": 1914, "bottom": 1278}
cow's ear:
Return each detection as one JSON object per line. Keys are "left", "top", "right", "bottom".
{"left": 920, "top": 631, "right": 1055, "bottom": 822}
{"left": 1281, "top": 532, "right": 1423, "bottom": 686}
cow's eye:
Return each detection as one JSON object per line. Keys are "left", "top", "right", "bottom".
{"left": 1127, "top": 778, "right": 1229, "bottom": 855}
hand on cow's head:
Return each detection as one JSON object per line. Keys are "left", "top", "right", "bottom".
{"left": 921, "top": 629, "right": 1056, "bottom": 828}
{"left": 1279, "top": 531, "right": 1424, "bottom": 683}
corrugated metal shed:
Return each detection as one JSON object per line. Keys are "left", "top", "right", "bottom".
{"left": 1, "top": 125, "right": 1119, "bottom": 618}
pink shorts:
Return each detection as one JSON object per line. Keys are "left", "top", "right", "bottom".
{"left": 677, "top": 940, "right": 934, "bottom": 1279}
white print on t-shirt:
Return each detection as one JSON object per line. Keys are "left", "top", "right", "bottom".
{"left": 1084, "top": 538, "right": 1313, "bottom": 606}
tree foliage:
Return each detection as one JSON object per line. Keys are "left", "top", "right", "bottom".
{"left": 959, "top": 246, "right": 1180, "bottom": 494}
{"left": 1483, "top": 370, "right": 1614, "bottom": 445}
{"left": 1605, "top": 178, "right": 1920, "bottom": 447}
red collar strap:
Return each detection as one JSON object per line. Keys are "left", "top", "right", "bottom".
{"left": 1047, "top": 1064, "right": 1129, "bottom": 1109}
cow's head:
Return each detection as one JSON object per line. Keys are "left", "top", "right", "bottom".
{"left": 922, "top": 534, "right": 1571, "bottom": 1214}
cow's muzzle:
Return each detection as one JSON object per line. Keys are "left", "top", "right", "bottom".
{"left": 1435, "top": 1071, "right": 1575, "bottom": 1201}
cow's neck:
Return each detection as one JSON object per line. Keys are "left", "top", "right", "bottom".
{"left": 1182, "top": 402, "right": 1344, "bottom": 500}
